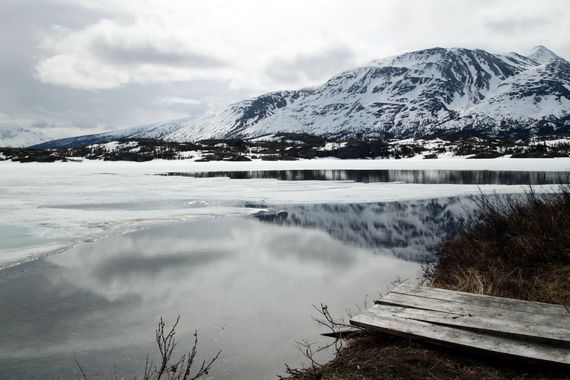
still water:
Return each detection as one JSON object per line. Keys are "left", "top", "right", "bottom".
{"left": 160, "top": 169, "right": 569, "bottom": 185}
{"left": 0, "top": 214, "right": 427, "bottom": 380}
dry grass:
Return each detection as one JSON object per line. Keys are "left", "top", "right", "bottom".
{"left": 286, "top": 185, "right": 570, "bottom": 379}
{"left": 429, "top": 185, "right": 570, "bottom": 306}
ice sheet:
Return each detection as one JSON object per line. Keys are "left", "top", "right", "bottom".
{"left": 1, "top": 158, "right": 569, "bottom": 269}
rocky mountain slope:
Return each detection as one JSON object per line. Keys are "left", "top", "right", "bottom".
{"left": 36, "top": 46, "right": 570, "bottom": 149}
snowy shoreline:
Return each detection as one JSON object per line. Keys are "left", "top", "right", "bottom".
{"left": 2, "top": 156, "right": 570, "bottom": 172}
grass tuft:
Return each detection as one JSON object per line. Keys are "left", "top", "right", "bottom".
{"left": 428, "top": 185, "right": 570, "bottom": 306}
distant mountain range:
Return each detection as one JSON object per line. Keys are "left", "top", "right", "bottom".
{"left": 0, "top": 128, "right": 48, "bottom": 148}
{"left": 35, "top": 45, "right": 570, "bottom": 149}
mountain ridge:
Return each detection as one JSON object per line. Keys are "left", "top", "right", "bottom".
{"left": 0, "top": 127, "right": 49, "bottom": 148}
{"left": 34, "top": 46, "right": 570, "bottom": 149}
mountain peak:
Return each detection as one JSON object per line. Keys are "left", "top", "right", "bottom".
{"left": 0, "top": 127, "right": 48, "bottom": 147}
{"left": 36, "top": 45, "right": 570, "bottom": 148}
{"left": 527, "top": 45, "right": 560, "bottom": 64}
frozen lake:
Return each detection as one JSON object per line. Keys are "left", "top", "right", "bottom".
{"left": 2, "top": 158, "right": 569, "bottom": 269}
{"left": 0, "top": 158, "right": 569, "bottom": 378}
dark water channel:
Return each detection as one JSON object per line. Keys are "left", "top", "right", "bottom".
{"left": 159, "top": 169, "right": 569, "bottom": 185}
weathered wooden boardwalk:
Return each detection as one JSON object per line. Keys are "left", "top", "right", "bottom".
{"left": 350, "top": 283, "right": 570, "bottom": 367}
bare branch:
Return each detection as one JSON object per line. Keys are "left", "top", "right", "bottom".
{"left": 75, "top": 359, "right": 88, "bottom": 380}
{"left": 140, "top": 317, "right": 220, "bottom": 380}
{"left": 155, "top": 316, "right": 180, "bottom": 380}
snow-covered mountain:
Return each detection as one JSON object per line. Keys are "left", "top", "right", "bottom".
{"left": 37, "top": 46, "right": 570, "bottom": 149}
{"left": 0, "top": 127, "right": 48, "bottom": 147}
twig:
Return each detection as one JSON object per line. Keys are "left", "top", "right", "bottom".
{"left": 75, "top": 359, "right": 88, "bottom": 380}
{"left": 141, "top": 317, "right": 221, "bottom": 380}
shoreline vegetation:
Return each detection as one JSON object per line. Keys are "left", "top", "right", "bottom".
{"left": 1, "top": 133, "right": 570, "bottom": 163}
{"left": 285, "top": 186, "right": 570, "bottom": 379}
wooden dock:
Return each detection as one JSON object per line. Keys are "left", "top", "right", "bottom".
{"left": 350, "top": 283, "right": 570, "bottom": 367}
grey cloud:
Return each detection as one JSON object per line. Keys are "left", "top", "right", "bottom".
{"left": 91, "top": 39, "right": 227, "bottom": 68}
{"left": 30, "top": 121, "right": 65, "bottom": 129}
{"left": 1, "top": 0, "right": 569, "bottom": 140}
{"left": 0, "top": 1, "right": 123, "bottom": 135}
{"left": 266, "top": 231, "right": 355, "bottom": 268}
{"left": 485, "top": 16, "right": 550, "bottom": 34}
{"left": 1, "top": 59, "right": 251, "bottom": 137}
{"left": 266, "top": 46, "right": 355, "bottom": 84}
{"left": 0, "top": 263, "right": 138, "bottom": 347}
{"left": 94, "top": 250, "right": 229, "bottom": 281}
{"left": 0, "top": 1, "right": 112, "bottom": 30}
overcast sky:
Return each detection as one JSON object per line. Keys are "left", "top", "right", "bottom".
{"left": 0, "top": 0, "right": 569, "bottom": 139}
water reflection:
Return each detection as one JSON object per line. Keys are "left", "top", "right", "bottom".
{"left": 0, "top": 217, "right": 419, "bottom": 380}
{"left": 253, "top": 198, "right": 472, "bottom": 261}
{"left": 93, "top": 249, "right": 229, "bottom": 281}
{"left": 160, "top": 169, "right": 569, "bottom": 185}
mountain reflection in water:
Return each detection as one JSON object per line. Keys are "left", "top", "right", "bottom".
{"left": 252, "top": 198, "right": 473, "bottom": 262}
{"left": 160, "top": 169, "right": 568, "bottom": 185}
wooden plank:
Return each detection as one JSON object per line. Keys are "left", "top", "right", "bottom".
{"left": 377, "top": 292, "right": 568, "bottom": 329}
{"left": 392, "top": 283, "right": 569, "bottom": 317}
{"left": 350, "top": 310, "right": 570, "bottom": 366}
{"left": 365, "top": 304, "right": 570, "bottom": 345}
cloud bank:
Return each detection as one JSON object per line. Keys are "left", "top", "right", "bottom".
{"left": 0, "top": 0, "right": 568, "bottom": 138}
